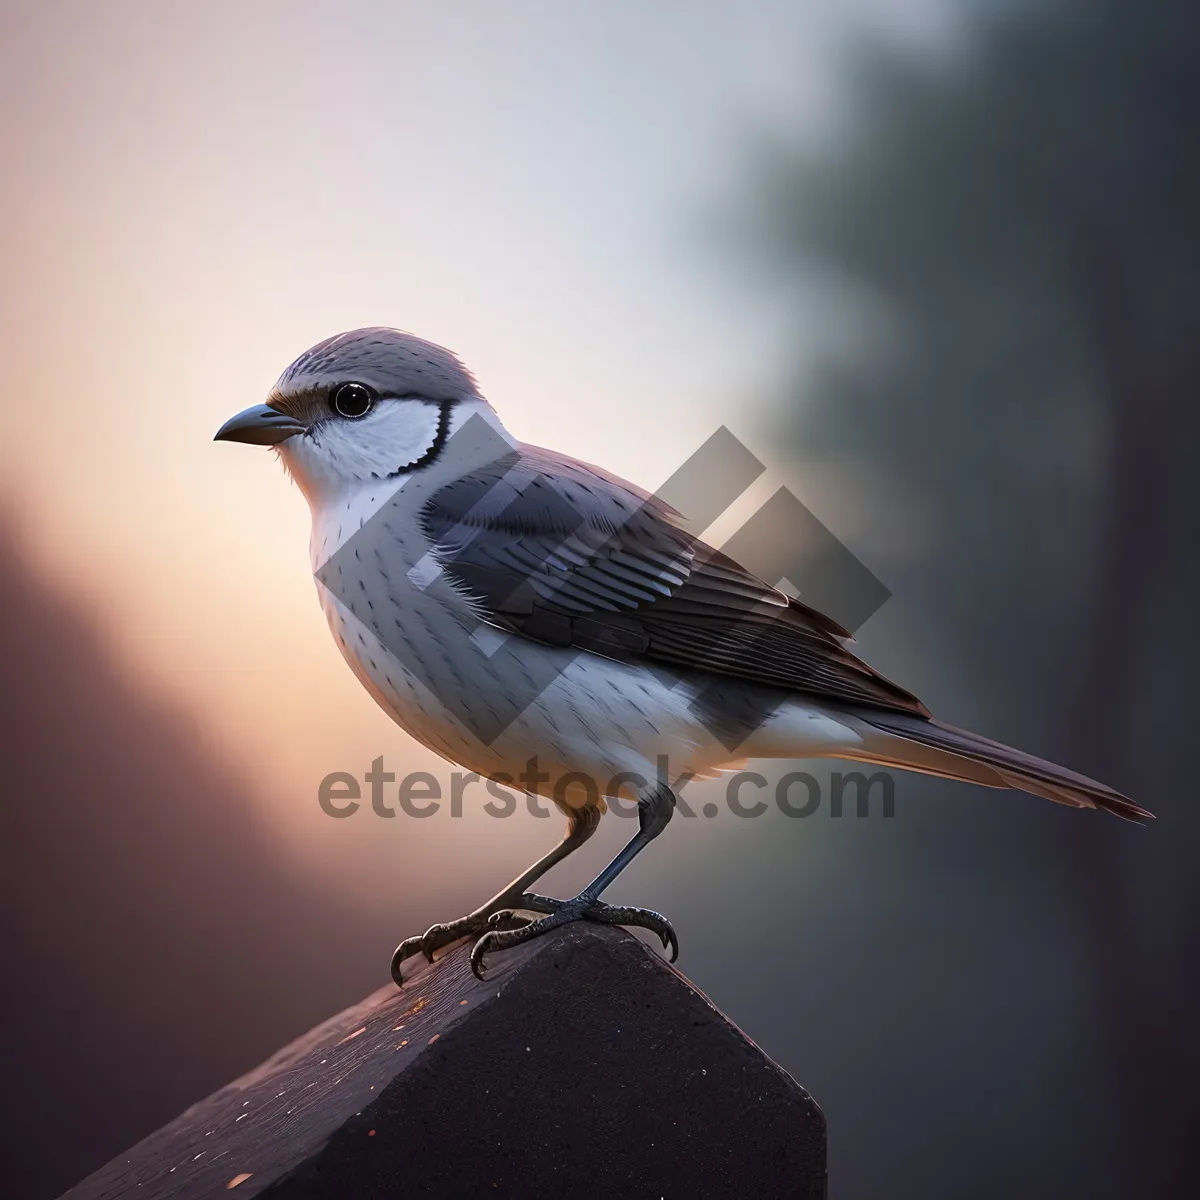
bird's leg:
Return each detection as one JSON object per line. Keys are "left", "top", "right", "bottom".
{"left": 391, "top": 804, "right": 600, "bottom": 985}
{"left": 470, "top": 784, "right": 678, "bottom": 979}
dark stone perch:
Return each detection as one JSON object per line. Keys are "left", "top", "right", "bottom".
{"left": 63, "top": 925, "right": 826, "bottom": 1199}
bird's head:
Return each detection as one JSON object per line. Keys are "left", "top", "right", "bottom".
{"left": 215, "top": 328, "right": 493, "bottom": 507}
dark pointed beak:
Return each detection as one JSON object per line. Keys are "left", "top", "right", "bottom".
{"left": 214, "top": 403, "right": 307, "bottom": 446}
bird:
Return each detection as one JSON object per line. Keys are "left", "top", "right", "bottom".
{"left": 215, "top": 327, "right": 1151, "bottom": 983}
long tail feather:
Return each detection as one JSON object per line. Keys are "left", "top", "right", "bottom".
{"left": 850, "top": 711, "right": 1153, "bottom": 823}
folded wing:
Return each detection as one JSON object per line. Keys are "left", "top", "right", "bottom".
{"left": 420, "top": 443, "right": 927, "bottom": 717}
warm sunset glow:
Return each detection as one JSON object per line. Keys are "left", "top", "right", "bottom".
{"left": 0, "top": 1, "right": 949, "bottom": 898}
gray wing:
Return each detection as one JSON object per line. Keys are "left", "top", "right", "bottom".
{"left": 421, "top": 444, "right": 928, "bottom": 716}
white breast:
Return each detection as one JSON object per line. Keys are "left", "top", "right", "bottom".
{"left": 303, "top": 405, "right": 863, "bottom": 804}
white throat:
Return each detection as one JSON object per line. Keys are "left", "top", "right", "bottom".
{"left": 297, "top": 398, "right": 517, "bottom": 568}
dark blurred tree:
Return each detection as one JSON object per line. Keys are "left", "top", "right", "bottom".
{"left": 754, "top": 0, "right": 1199, "bottom": 1193}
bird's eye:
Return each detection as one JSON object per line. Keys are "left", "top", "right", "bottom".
{"left": 330, "top": 382, "right": 375, "bottom": 419}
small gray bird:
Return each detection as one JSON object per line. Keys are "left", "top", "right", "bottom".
{"left": 216, "top": 327, "right": 1150, "bottom": 983}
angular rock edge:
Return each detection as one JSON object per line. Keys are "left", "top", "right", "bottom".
{"left": 64, "top": 923, "right": 826, "bottom": 1199}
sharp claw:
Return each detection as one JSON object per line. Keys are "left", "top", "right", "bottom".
{"left": 391, "top": 935, "right": 426, "bottom": 974}
{"left": 396, "top": 899, "right": 679, "bottom": 986}
{"left": 390, "top": 941, "right": 418, "bottom": 987}
{"left": 470, "top": 934, "right": 493, "bottom": 981}
{"left": 392, "top": 918, "right": 478, "bottom": 985}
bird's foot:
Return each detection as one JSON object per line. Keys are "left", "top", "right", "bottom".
{"left": 469, "top": 892, "right": 678, "bottom": 979}
{"left": 391, "top": 907, "right": 533, "bottom": 985}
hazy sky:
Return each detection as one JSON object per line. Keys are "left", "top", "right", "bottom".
{"left": 0, "top": 1, "right": 952, "bottom": 891}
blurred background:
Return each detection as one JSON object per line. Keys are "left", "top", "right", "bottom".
{"left": 1, "top": 1, "right": 1196, "bottom": 1196}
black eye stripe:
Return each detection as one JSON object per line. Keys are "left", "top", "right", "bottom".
{"left": 382, "top": 399, "right": 454, "bottom": 478}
